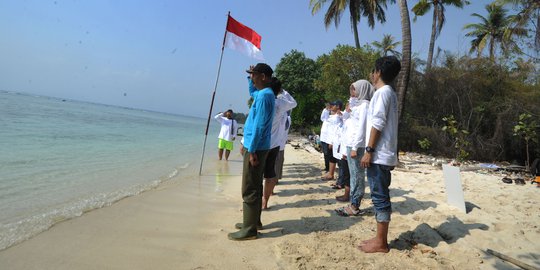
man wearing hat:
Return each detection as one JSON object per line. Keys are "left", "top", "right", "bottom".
{"left": 229, "top": 63, "right": 275, "bottom": 241}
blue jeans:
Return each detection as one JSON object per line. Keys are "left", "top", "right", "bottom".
{"left": 367, "top": 163, "right": 393, "bottom": 222}
{"left": 346, "top": 147, "right": 366, "bottom": 208}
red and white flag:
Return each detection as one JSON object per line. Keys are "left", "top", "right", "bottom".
{"left": 224, "top": 15, "right": 264, "bottom": 60}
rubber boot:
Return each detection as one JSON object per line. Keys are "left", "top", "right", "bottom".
{"left": 234, "top": 196, "right": 262, "bottom": 230}
{"left": 234, "top": 222, "right": 263, "bottom": 230}
{"left": 228, "top": 202, "right": 259, "bottom": 241}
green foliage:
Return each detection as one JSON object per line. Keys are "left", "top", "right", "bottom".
{"left": 400, "top": 53, "right": 540, "bottom": 163}
{"left": 442, "top": 115, "right": 470, "bottom": 162}
{"left": 309, "top": 0, "right": 390, "bottom": 48}
{"left": 513, "top": 113, "right": 539, "bottom": 168}
{"left": 372, "top": 34, "right": 401, "bottom": 58}
{"left": 274, "top": 50, "right": 322, "bottom": 129}
{"left": 463, "top": 3, "right": 528, "bottom": 60}
{"left": 232, "top": 112, "right": 247, "bottom": 124}
{"left": 311, "top": 125, "right": 322, "bottom": 137}
{"left": 418, "top": 138, "right": 432, "bottom": 150}
{"left": 272, "top": 42, "right": 538, "bottom": 164}
{"left": 514, "top": 113, "right": 539, "bottom": 143}
{"left": 314, "top": 44, "right": 379, "bottom": 102}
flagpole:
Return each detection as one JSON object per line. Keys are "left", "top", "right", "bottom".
{"left": 199, "top": 12, "right": 230, "bottom": 176}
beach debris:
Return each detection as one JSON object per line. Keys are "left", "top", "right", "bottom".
{"left": 486, "top": 249, "right": 538, "bottom": 270}
{"left": 515, "top": 178, "right": 526, "bottom": 185}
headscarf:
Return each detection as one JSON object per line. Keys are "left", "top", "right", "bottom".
{"left": 351, "top": 79, "right": 375, "bottom": 101}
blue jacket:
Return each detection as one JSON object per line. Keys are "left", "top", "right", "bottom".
{"left": 243, "top": 78, "right": 275, "bottom": 153}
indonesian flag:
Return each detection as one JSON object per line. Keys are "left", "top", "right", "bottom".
{"left": 224, "top": 15, "right": 264, "bottom": 60}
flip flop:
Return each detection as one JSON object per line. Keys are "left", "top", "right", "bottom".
{"left": 332, "top": 184, "right": 343, "bottom": 189}
{"left": 502, "top": 177, "right": 513, "bottom": 184}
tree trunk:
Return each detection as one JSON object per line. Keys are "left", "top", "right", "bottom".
{"left": 426, "top": 4, "right": 438, "bottom": 71}
{"left": 353, "top": 23, "right": 361, "bottom": 49}
{"left": 526, "top": 139, "right": 530, "bottom": 170}
{"left": 490, "top": 38, "right": 495, "bottom": 61}
{"left": 534, "top": 14, "right": 540, "bottom": 50}
{"left": 350, "top": 5, "right": 361, "bottom": 49}
{"left": 397, "top": 0, "right": 412, "bottom": 121}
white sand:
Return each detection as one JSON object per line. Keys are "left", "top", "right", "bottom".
{"left": 1, "top": 142, "right": 539, "bottom": 270}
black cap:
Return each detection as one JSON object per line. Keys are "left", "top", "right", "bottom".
{"left": 246, "top": 63, "right": 273, "bottom": 77}
{"left": 330, "top": 100, "right": 343, "bottom": 109}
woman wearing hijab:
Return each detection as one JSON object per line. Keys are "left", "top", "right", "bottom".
{"left": 335, "top": 80, "right": 374, "bottom": 216}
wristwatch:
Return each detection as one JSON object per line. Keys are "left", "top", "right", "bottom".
{"left": 365, "top": 146, "right": 375, "bottom": 153}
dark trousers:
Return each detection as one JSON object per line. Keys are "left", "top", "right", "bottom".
{"left": 321, "top": 142, "right": 330, "bottom": 172}
{"left": 337, "top": 158, "right": 350, "bottom": 187}
{"left": 241, "top": 149, "right": 269, "bottom": 233}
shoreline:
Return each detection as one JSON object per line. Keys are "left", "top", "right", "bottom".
{"left": 1, "top": 140, "right": 539, "bottom": 269}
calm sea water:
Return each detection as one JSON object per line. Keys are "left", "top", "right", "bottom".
{"left": 0, "top": 90, "right": 222, "bottom": 250}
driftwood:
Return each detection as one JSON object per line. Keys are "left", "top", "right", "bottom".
{"left": 486, "top": 249, "right": 539, "bottom": 270}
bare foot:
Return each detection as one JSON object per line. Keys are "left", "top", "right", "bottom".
{"left": 335, "top": 195, "right": 349, "bottom": 202}
{"left": 357, "top": 238, "right": 389, "bottom": 253}
{"left": 358, "top": 237, "right": 376, "bottom": 246}
{"left": 321, "top": 173, "right": 334, "bottom": 181}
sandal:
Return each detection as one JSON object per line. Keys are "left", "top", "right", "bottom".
{"left": 335, "top": 205, "right": 364, "bottom": 217}
{"left": 332, "top": 184, "right": 343, "bottom": 190}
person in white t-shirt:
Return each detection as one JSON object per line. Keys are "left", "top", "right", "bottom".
{"left": 262, "top": 78, "right": 297, "bottom": 210}
{"left": 331, "top": 102, "right": 350, "bottom": 202}
{"left": 359, "top": 56, "right": 401, "bottom": 253}
{"left": 321, "top": 101, "right": 343, "bottom": 180}
{"left": 319, "top": 103, "right": 333, "bottom": 176}
{"left": 214, "top": 109, "right": 238, "bottom": 161}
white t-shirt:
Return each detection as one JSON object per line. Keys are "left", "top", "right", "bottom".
{"left": 270, "top": 90, "right": 297, "bottom": 149}
{"left": 319, "top": 108, "right": 331, "bottom": 144}
{"left": 214, "top": 113, "right": 238, "bottom": 142}
{"left": 280, "top": 115, "right": 292, "bottom": 150}
{"left": 366, "top": 85, "right": 398, "bottom": 166}
{"left": 332, "top": 123, "right": 346, "bottom": 160}
{"left": 343, "top": 97, "right": 369, "bottom": 151}
{"left": 326, "top": 113, "right": 342, "bottom": 147}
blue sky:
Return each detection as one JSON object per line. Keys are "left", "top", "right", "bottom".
{"left": 0, "top": 0, "right": 493, "bottom": 117}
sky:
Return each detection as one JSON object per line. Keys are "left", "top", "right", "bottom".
{"left": 0, "top": 0, "right": 495, "bottom": 118}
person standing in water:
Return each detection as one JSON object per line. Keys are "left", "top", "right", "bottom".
{"left": 214, "top": 109, "right": 238, "bottom": 161}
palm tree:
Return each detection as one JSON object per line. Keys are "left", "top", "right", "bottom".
{"left": 396, "top": 0, "right": 412, "bottom": 121}
{"left": 372, "top": 34, "right": 402, "bottom": 57}
{"left": 309, "top": 0, "right": 390, "bottom": 48}
{"left": 463, "top": 3, "right": 527, "bottom": 61}
{"left": 496, "top": 0, "right": 540, "bottom": 50}
{"left": 412, "top": 0, "right": 470, "bottom": 71}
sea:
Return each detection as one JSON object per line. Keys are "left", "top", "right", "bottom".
{"left": 0, "top": 90, "right": 224, "bottom": 251}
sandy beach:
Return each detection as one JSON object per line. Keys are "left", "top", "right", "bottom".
{"left": 1, "top": 137, "right": 539, "bottom": 270}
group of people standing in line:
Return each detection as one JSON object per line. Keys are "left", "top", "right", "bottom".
{"left": 320, "top": 56, "right": 401, "bottom": 253}
{"left": 219, "top": 56, "right": 401, "bottom": 254}
{"left": 215, "top": 63, "right": 297, "bottom": 241}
